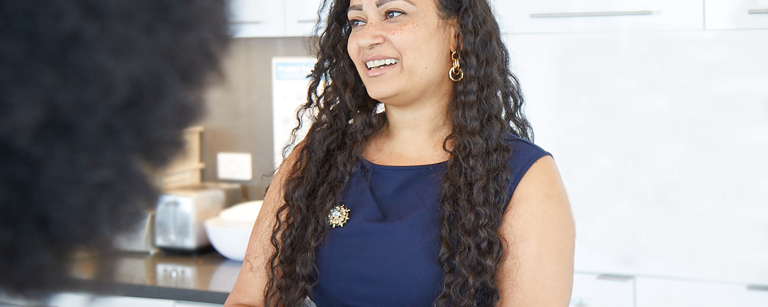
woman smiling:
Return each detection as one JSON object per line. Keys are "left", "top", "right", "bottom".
{"left": 225, "top": 0, "right": 575, "bottom": 306}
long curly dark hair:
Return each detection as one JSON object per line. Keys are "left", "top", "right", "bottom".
{"left": 265, "top": 0, "right": 531, "bottom": 306}
{"left": 0, "top": 0, "right": 229, "bottom": 298}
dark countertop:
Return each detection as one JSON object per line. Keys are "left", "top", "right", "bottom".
{"left": 65, "top": 249, "right": 242, "bottom": 304}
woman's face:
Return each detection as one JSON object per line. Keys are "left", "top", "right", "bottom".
{"left": 347, "top": 0, "right": 458, "bottom": 107}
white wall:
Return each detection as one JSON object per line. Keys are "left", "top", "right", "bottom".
{"left": 505, "top": 29, "right": 768, "bottom": 284}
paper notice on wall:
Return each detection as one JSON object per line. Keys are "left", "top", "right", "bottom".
{"left": 272, "top": 57, "right": 316, "bottom": 169}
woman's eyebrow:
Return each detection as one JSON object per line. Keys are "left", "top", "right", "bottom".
{"left": 348, "top": 0, "right": 415, "bottom": 12}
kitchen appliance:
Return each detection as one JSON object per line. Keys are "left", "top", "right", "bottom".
{"left": 154, "top": 183, "right": 243, "bottom": 251}
{"left": 113, "top": 210, "right": 159, "bottom": 253}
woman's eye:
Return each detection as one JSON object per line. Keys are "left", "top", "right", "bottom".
{"left": 349, "top": 19, "right": 365, "bottom": 27}
{"left": 384, "top": 10, "right": 404, "bottom": 19}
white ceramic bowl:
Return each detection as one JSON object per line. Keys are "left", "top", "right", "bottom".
{"left": 204, "top": 201, "right": 263, "bottom": 261}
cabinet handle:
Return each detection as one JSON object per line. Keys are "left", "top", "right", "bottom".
{"left": 298, "top": 19, "right": 317, "bottom": 23}
{"left": 748, "top": 9, "right": 768, "bottom": 14}
{"left": 596, "top": 274, "right": 634, "bottom": 281}
{"left": 231, "top": 21, "right": 262, "bottom": 24}
{"left": 748, "top": 284, "right": 768, "bottom": 292}
{"left": 530, "top": 11, "right": 653, "bottom": 18}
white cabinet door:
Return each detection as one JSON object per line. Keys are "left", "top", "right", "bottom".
{"left": 285, "top": 0, "right": 327, "bottom": 37}
{"left": 89, "top": 296, "right": 176, "bottom": 307}
{"left": 570, "top": 273, "right": 634, "bottom": 307}
{"left": 706, "top": 0, "right": 768, "bottom": 30}
{"left": 636, "top": 277, "right": 768, "bottom": 307}
{"left": 489, "top": 0, "right": 703, "bottom": 34}
{"left": 230, "top": 0, "right": 286, "bottom": 38}
{"left": 174, "top": 301, "right": 223, "bottom": 307}
{"left": 49, "top": 293, "right": 177, "bottom": 307}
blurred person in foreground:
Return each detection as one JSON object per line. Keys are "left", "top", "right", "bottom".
{"left": 0, "top": 0, "right": 230, "bottom": 300}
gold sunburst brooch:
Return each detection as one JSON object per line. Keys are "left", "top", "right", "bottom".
{"left": 328, "top": 205, "right": 350, "bottom": 228}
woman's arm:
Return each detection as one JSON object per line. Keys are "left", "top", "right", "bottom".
{"left": 224, "top": 148, "right": 300, "bottom": 307}
{"left": 497, "top": 155, "right": 576, "bottom": 306}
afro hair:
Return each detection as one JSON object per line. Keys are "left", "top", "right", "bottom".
{"left": 0, "top": 0, "right": 230, "bottom": 297}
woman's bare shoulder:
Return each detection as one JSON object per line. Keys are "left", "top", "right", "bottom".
{"left": 497, "top": 156, "right": 576, "bottom": 307}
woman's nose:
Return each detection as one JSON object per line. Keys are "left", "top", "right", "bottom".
{"left": 355, "top": 21, "right": 386, "bottom": 49}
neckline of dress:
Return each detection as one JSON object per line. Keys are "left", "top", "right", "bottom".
{"left": 358, "top": 156, "right": 449, "bottom": 171}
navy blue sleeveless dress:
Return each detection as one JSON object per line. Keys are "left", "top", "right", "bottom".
{"left": 311, "top": 134, "right": 551, "bottom": 306}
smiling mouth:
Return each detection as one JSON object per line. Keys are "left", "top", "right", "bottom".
{"left": 365, "top": 59, "right": 399, "bottom": 70}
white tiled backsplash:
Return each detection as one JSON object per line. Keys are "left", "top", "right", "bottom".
{"left": 506, "top": 30, "right": 768, "bottom": 284}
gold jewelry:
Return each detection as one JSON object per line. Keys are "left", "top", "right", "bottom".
{"left": 328, "top": 205, "right": 350, "bottom": 228}
{"left": 449, "top": 51, "right": 464, "bottom": 82}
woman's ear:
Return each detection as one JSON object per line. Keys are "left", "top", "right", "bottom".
{"left": 448, "top": 17, "right": 462, "bottom": 52}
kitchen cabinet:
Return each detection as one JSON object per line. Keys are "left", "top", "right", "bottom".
{"left": 285, "top": 0, "right": 328, "bottom": 37}
{"left": 230, "top": 0, "right": 286, "bottom": 38}
{"left": 705, "top": 0, "right": 768, "bottom": 30}
{"left": 636, "top": 277, "right": 768, "bottom": 307}
{"left": 50, "top": 293, "right": 176, "bottom": 307}
{"left": 49, "top": 293, "right": 223, "bottom": 307}
{"left": 489, "top": 0, "right": 703, "bottom": 34}
{"left": 231, "top": 0, "right": 325, "bottom": 38}
{"left": 505, "top": 26, "right": 768, "bottom": 301}
{"left": 570, "top": 272, "right": 634, "bottom": 307}
{"left": 175, "top": 301, "right": 223, "bottom": 307}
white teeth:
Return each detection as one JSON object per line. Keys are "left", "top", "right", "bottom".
{"left": 365, "top": 58, "right": 398, "bottom": 69}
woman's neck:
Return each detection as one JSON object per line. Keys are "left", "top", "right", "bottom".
{"left": 363, "top": 96, "right": 452, "bottom": 166}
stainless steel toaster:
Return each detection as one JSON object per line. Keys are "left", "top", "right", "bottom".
{"left": 113, "top": 210, "right": 159, "bottom": 253}
{"left": 154, "top": 183, "right": 243, "bottom": 251}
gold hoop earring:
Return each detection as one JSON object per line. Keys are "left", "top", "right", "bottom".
{"left": 449, "top": 51, "right": 464, "bottom": 82}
